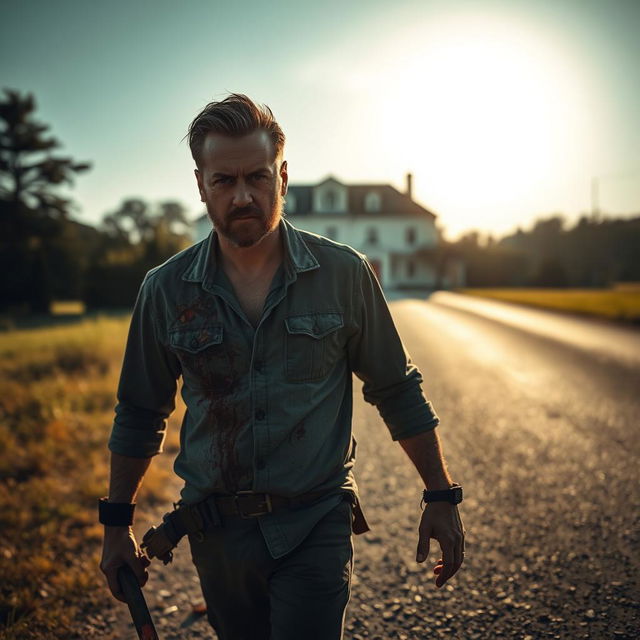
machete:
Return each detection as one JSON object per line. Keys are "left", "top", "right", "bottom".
{"left": 117, "top": 564, "right": 160, "bottom": 640}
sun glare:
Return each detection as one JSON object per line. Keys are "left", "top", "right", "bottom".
{"left": 360, "top": 13, "right": 600, "bottom": 235}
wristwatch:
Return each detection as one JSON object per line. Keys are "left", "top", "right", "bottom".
{"left": 422, "top": 483, "right": 463, "bottom": 506}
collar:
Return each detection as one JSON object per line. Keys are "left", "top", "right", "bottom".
{"left": 182, "top": 217, "right": 319, "bottom": 284}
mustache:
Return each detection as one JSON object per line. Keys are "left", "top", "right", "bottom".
{"left": 229, "top": 205, "right": 264, "bottom": 220}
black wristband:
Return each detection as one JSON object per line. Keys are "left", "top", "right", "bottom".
{"left": 422, "top": 484, "right": 463, "bottom": 506}
{"left": 98, "top": 497, "right": 136, "bottom": 526}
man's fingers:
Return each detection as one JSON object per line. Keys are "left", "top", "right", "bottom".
{"left": 103, "top": 566, "right": 127, "bottom": 602}
{"left": 101, "top": 554, "right": 148, "bottom": 600}
{"left": 417, "top": 504, "right": 466, "bottom": 587}
{"left": 436, "top": 531, "right": 466, "bottom": 587}
{"left": 416, "top": 532, "right": 430, "bottom": 563}
{"left": 435, "top": 541, "right": 455, "bottom": 588}
{"left": 452, "top": 532, "right": 464, "bottom": 577}
{"left": 131, "top": 556, "right": 150, "bottom": 587}
{"left": 101, "top": 530, "right": 149, "bottom": 601}
{"left": 448, "top": 510, "right": 466, "bottom": 583}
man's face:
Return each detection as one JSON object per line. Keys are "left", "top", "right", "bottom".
{"left": 195, "top": 130, "right": 288, "bottom": 248}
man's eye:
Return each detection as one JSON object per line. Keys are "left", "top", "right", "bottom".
{"left": 213, "top": 177, "right": 233, "bottom": 185}
{"left": 252, "top": 174, "right": 268, "bottom": 181}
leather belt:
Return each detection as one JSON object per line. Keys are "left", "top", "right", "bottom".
{"left": 206, "top": 490, "right": 329, "bottom": 519}
{"left": 142, "top": 489, "right": 370, "bottom": 565}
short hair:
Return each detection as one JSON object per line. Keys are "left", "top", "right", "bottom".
{"left": 187, "top": 93, "right": 285, "bottom": 168}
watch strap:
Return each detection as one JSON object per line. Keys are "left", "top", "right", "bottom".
{"left": 99, "top": 497, "right": 136, "bottom": 526}
{"left": 422, "top": 483, "right": 463, "bottom": 506}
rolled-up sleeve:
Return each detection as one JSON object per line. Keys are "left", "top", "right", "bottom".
{"left": 108, "top": 273, "right": 181, "bottom": 458}
{"left": 348, "top": 258, "right": 439, "bottom": 441}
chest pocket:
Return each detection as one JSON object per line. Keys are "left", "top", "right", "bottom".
{"left": 169, "top": 325, "right": 234, "bottom": 393}
{"left": 284, "top": 312, "right": 344, "bottom": 382}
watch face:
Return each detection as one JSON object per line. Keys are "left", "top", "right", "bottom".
{"left": 452, "top": 487, "right": 463, "bottom": 504}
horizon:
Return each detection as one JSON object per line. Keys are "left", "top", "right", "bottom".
{"left": 66, "top": 174, "right": 639, "bottom": 245}
{"left": 2, "top": 0, "right": 639, "bottom": 240}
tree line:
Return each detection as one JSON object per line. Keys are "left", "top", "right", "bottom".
{"left": 1, "top": 88, "right": 638, "bottom": 315}
{"left": 0, "top": 89, "right": 190, "bottom": 313}
{"left": 446, "top": 214, "right": 640, "bottom": 288}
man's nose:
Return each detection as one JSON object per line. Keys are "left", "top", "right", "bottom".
{"left": 232, "top": 180, "right": 253, "bottom": 207}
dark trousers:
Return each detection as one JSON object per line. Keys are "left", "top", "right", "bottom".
{"left": 188, "top": 498, "right": 354, "bottom": 640}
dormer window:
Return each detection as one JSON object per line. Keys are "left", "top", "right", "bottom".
{"left": 313, "top": 178, "right": 347, "bottom": 214}
{"left": 324, "top": 190, "right": 337, "bottom": 210}
{"left": 365, "top": 191, "right": 381, "bottom": 213}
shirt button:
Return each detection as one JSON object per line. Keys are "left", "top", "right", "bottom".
{"left": 255, "top": 409, "right": 266, "bottom": 421}
{"left": 256, "top": 458, "right": 266, "bottom": 470}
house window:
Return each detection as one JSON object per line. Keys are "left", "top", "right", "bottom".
{"left": 406, "top": 226, "right": 417, "bottom": 245}
{"left": 323, "top": 190, "right": 336, "bottom": 210}
{"left": 366, "top": 227, "right": 378, "bottom": 245}
{"left": 364, "top": 191, "right": 381, "bottom": 213}
{"left": 286, "top": 192, "right": 297, "bottom": 213}
{"left": 326, "top": 226, "right": 338, "bottom": 240}
{"left": 407, "top": 260, "right": 415, "bottom": 278}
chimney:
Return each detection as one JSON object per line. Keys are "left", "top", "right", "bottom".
{"left": 405, "top": 172, "right": 413, "bottom": 200}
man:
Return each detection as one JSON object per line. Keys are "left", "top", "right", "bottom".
{"left": 100, "top": 94, "right": 465, "bottom": 640}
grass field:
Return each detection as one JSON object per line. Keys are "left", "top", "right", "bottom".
{"left": 457, "top": 288, "right": 640, "bottom": 323}
{"left": 0, "top": 316, "right": 182, "bottom": 639}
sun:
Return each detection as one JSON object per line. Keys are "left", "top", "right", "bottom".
{"left": 362, "top": 12, "right": 600, "bottom": 235}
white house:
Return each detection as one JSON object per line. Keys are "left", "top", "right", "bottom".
{"left": 193, "top": 174, "right": 465, "bottom": 290}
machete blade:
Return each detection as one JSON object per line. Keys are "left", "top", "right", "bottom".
{"left": 117, "top": 564, "right": 160, "bottom": 640}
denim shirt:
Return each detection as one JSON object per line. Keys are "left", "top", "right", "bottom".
{"left": 109, "top": 218, "right": 439, "bottom": 558}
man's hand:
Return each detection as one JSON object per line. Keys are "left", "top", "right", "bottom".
{"left": 416, "top": 502, "right": 465, "bottom": 588}
{"left": 100, "top": 526, "right": 150, "bottom": 602}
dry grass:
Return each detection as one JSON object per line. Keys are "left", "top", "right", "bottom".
{"left": 50, "top": 301, "right": 86, "bottom": 316}
{"left": 458, "top": 288, "right": 640, "bottom": 322}
{"left": 0, "top": 316, "right": 183, "bottom": 639}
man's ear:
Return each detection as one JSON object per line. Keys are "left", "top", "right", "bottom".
{"left": 195, "top": 169, "right": 205, "bottom": 202}
{"left": 280, "top": 160, "right": 288, "bottom": 196}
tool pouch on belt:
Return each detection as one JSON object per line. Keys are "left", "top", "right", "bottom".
{"left": 141, "top": 503, "right": 207, "bottom": 565}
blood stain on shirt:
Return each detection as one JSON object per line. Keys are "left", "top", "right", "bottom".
{"left": 289, "top": 419, "right": 306, "bottom": 443}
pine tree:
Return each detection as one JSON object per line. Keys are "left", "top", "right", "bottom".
{"left": 0, "top": 89, "right": 91, "bottom": 312}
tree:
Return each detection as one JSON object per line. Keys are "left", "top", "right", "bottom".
{"left": 157, "top": 200, "right": 189, "bottom": 234}
{"left": 0, "top": 89, "right": 90, "bottom": 220}
{"left": 0, "top": 89, "right": 91, "bottom": 312}
{"left": 102, "top": 198, "right": 189, "bottom": 245}
{"left": 85, "top": 198, "right": 191, "bottom": 309}
{"left": 102, "top": 198, "right": 152, "bottom": 244}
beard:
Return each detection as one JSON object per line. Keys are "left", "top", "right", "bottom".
{"left": 207, "top": 192, "right": 283, "bottom": 248}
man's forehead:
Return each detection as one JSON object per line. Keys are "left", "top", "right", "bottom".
{"left": 200, "top": 130, "right": 277, "bottom": 173}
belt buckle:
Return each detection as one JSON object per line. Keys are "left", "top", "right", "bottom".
{"left": 234, "top": 491, "right": 272, "bottom": 518}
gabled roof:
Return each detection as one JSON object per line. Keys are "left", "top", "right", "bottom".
{"left": 287, "top": 176, "right": 436, "bottom": 219}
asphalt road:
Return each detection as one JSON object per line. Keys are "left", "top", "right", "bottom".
{"left": 89, "top": 294, "right": 640, "bottom": 639}
{"left": 346, "top": 293, "right": 639, "bottom": 639}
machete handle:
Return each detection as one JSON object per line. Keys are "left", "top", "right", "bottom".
{"left": 117, "top": 564, "right": 160, "bottom": 640}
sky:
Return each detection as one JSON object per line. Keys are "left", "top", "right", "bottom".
{"left": 1, "top": 0, "right": 639, "bottom": 240}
